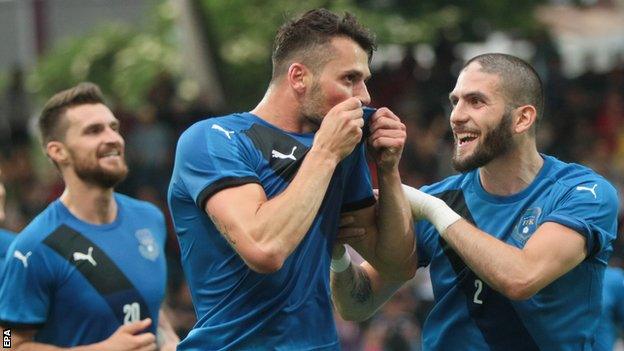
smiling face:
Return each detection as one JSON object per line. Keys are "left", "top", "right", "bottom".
{"left": 57, "top": 103, "right": 128, "bottom": 188}
{"left": 300, "top": 37, "right": 371, "bottom": 125}
{"left": 449, "top": 62, "right": 516, "bottom": 172}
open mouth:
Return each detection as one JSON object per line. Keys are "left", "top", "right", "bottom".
{"left": 456, "top": 132, "right": 479, "bottom": 147}
{"left": 99, "top": 150, "right": 122, "bottom": 159}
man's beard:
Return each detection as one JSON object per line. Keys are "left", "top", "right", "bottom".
{"left": 71, "top": 151, "right": 129, "bottom": 189}
{"left": 300, "top": 80, "right": 325, "bottom": 127}
{"left": 452, "top": 109, "right": 514, "bottom": 173}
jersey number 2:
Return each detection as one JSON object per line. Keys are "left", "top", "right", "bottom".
{"left": 123, "top": 302, "right": 141, "bottom": 324}
{"left": 473, "top": 279, "right": 484, "bottom": 304}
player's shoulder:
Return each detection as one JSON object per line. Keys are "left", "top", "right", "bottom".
{"left": 115, "top": 193, "right": 164, "bottom": 219}
{"left": 182, "top": 113, "right": 251, "bottom": 137}
{"left": 11, "top": 202, "right": 64, "bottom": 251}
{"left": 544, "top": 155, "right": 618, "bottom": 200}
{"left": 421, "top": 171, "right": 471, "bottom": 196}
{"left": 0, "top": 228, "right": 16, "bottom": 251}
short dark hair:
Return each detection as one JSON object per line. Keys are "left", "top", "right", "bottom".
{"left": 38, "top": 82, "right": 106, "bottom": 145}
{"left": 271, "top": 8, "right": 376, "bottom": 79}
{"left": 464, "top": 53, "right": 544, "bottom": 123}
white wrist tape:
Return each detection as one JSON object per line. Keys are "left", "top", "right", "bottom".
{"left": 330, "top": 247, "right": 351, "bottom": 273}
{"left": 402, "top": 184, "right": 462, "bottom": 234}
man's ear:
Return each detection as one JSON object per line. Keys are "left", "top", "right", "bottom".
{"left": 514, "top": 105, "right": 537, "bottom": 134}
{"left": 287, "top": 63, "right": 312, "bottom": 95}
{"left": 46, "top": 141, "right": 69, "bottom": 166}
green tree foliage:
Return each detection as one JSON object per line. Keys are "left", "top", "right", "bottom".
{"left": 28, "top": 0, "right": 544, "bottom": 111}
{"left": 28, "top": 2, "right": 180, "bottom": 109}
{"left": 199, "top": 0, "right": 544, "bottom": 109}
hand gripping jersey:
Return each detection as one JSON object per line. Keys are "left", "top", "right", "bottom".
{"left": 168, "top": 110, "right": 375, "bottom": 350}
{"left": 0, "top": 194, "right": 167, "bottom": 347}
{"left": 416, "top": 155, "right": 618, "bottom": 351}
{"left": 594, "top": 267, "right": 624, "bottom": 351}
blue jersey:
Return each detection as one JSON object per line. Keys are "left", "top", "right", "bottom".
{"left": 168, "top": 111, "right": 374, "bottom": 350}
{"left": 416, "top": 155, "right": 618, "bottom": 351}
{"left": 0, "top": 228, "right": 16, "bottom": 277}
{"left": 0, "top": 194, "right": 167, "bottom": 347}
{"left": 595, "top": 267, "right": 624, "bottom": 351}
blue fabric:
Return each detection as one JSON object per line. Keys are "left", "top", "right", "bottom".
{"left": 594, "top": 267, "right": 624, "bottom": 351}
{"left": 416, "top": 155, "right": 619, "bottom": 350}
{"left": 0, "top": 228, "right": 16, "bottom": 278}
{"left": 168, "top": 111, "right": 375, "bottom": 350}
{"left": 0, "top": 194, "right": 167, "bottom": 347}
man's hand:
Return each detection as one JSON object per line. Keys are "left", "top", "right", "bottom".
{"left": 98, "top": 319, "right": 157, "bottom": 351}
{"left": 312, "top": 97, "right": 364, "bottom": 163}
{"left": 367, "top": 108, "right": 406, "bottom": 171}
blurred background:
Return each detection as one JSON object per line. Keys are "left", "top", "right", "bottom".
{"left": 1, "top": 0, "right": 623, "bottom": 349}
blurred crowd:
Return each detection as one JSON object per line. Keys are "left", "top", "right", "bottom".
{"left": 0, "top": 34, "right": 623, "bottom": 349}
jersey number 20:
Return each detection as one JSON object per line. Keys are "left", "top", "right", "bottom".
{"left": 123, "top": 302, "right": 141, "bottom": 323}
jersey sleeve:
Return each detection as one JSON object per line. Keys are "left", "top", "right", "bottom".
{"left": 541, "top": 177, "right": 619, "bottom": 259}
{"left": 340, "top": 142, "right": 375, "bottom": 212}
{"left": 0, "top": 237, "right": 55, "bottom": 327}
{"left": 173, "top": 122, "right": 261, "bottom": 209}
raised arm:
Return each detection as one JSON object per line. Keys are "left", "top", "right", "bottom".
{"left": 331, "top": 107, "right": 416, "bottom": 321}
{"left": 206, "top": 98, "right": 365, "bottom": 273}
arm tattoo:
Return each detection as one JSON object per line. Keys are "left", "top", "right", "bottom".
{"left": 349, "top": 266, "right": 372, "bottom": 305}
{"left": 209, "top": 214, "right": 237, "bottom": 246}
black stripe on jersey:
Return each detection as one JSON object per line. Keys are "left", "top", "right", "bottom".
{"left": 434, "top": 190, "right": 540, "bottom": 351}
{"left": 244, "top": 123, "right": 309, "bottom": 182}
{"left": 341, "top": 196, "right": 376, "bottom": 213}
{"left": 196, "top": 176, "right": 261, "bottom": 209}
{"left": 43, "top": 225, "right": 152, "bottom": 327}
{"left": 436, "top": 190, "right": 476, "bottom": 273}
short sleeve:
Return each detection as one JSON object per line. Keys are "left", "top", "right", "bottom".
{"left": 541, "top": 178, "right": 619, "bottom": 259}
{"left": 172, "top": 122, "right": 261, "bottom": 209}
{"left": 340, "top": 143, "right": 375, "bottom": 212}
{"left": 0, "top": 238, "right": 55, "bottom": 327}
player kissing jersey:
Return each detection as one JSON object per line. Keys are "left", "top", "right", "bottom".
{"left": 0, "top": 194, "right": 167, "bottom": 347}
{"left": 416, "top": 155, "right": 618, "bottom": 351}
{"left": 168, "top": 110, "right": 375, "bottom": 350}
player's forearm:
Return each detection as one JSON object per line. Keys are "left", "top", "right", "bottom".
{"left": 251, "top": 149, "right": 339, "bottom": 265}
{"left": 442, "top": 220, "right": 537, "bottom": 299}
{"left": 331, "top": 261, "right": 404, "bottom": 321}
{"left": 374, "top": 167, "right": 416, "bottom": 280}
{"left": 403, "top": 185, "right": 536, "bottom": 297}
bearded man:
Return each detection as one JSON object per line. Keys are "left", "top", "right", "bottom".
{"left": 0, "top": 82, "right": 178, "bottom": 350}
{"left": 167, "top": 9, "right": 414, "bottom": 350}
{"left": 333, "top": 53, "right": 619, "bottom": 351}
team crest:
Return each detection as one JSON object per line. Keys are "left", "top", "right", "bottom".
{"left": 511, "top": 207, "right": 542, "bottom": 245}
{"left": 135, "top": 229, "right": 160, "bottom": 261}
